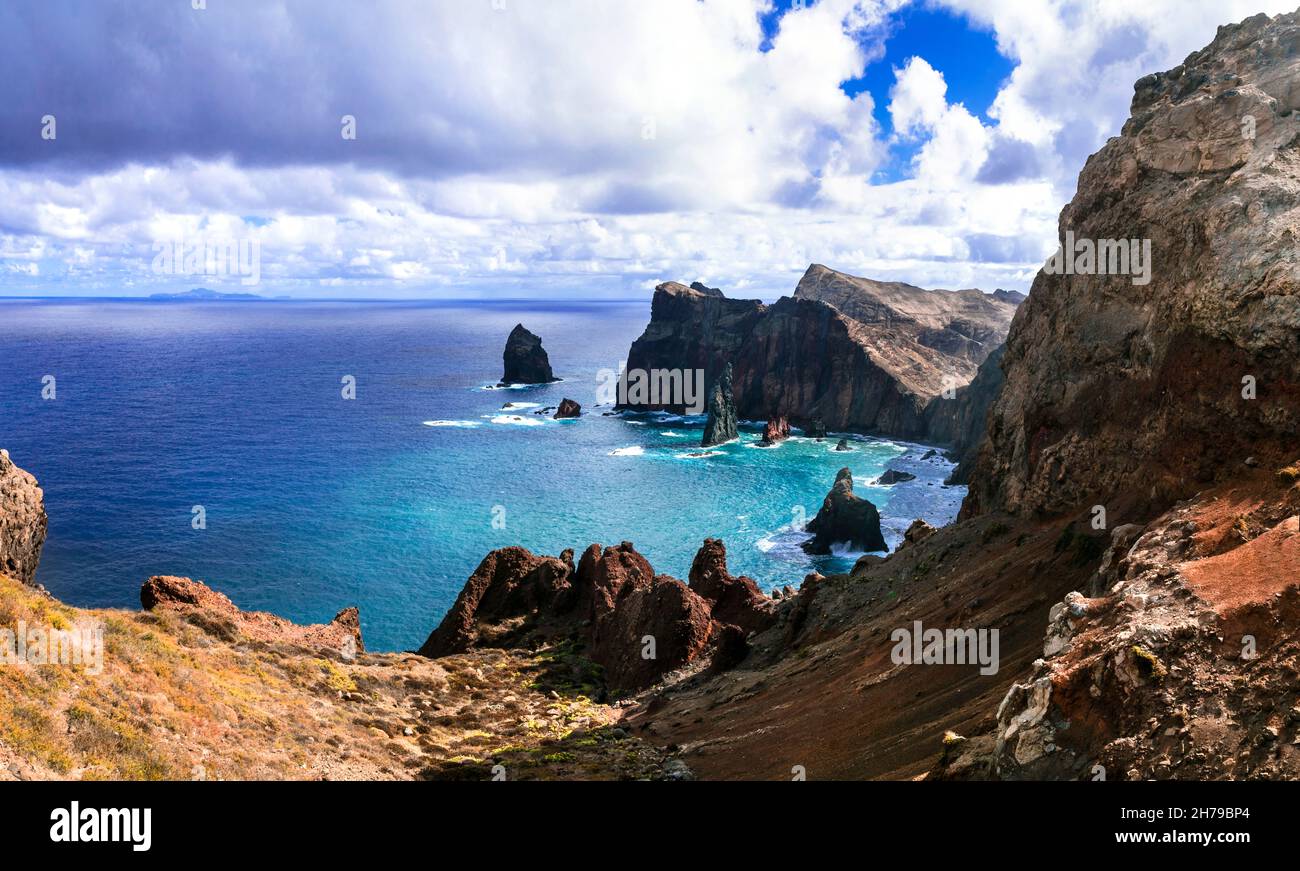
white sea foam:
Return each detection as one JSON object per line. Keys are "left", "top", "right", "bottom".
{"left": 501, "top": 401, "right": 541, "bottom": 410}
{"left": 609, "top": 445, "right": 645, "bottom": 456}
{"left": 422, "top": 420, "right": 481, "bottom": 428}
{"left": 660, "top": 430, "right": 685, "bottom": 438}
{"left": 490, "top": 414, "right": 545, "bottom": 427}
{"left": 755, "top": 526, "right": 813, "bottom": 555}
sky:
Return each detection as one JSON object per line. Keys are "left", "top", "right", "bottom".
{"left": 0, "top": 0, "right": 1292, "bottom": 300}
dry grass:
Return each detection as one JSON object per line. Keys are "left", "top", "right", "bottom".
{"left": 0, "top": 574, "right": 669, "bottom": 781}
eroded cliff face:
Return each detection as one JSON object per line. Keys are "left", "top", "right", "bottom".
{"left": 0, "top": 450, "right": 47, "bottom": 587}
{"left": 932, "top": 11, "right": 1300, "bottom": 781}
{"left": 619, "top": 268, "right": 1020, "bottom": 438}
{"left": 965, "top": 11, "right": 1300, "bottom": 521}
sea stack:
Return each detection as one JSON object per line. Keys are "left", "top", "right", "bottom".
{"left": 758, "top": 415, "right": 790, "bottom": 446}
{"left": 554, "top": 398, "right": 581, "bottom": 419}
{"left": 701, "top": 363, "right": 738, "bottom": 447}
{"left": 802, "top": 468, "right": 886, "bottom": 555}
{"left": 499, "top": 324, "right": 559, "bottom": 386}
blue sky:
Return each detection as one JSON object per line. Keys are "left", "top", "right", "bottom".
{"left": 0, "top": 0, "right": 1289, "bottom": 299}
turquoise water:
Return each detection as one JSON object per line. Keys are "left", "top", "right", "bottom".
{"left": 0, "top": 299, "right": 964, "bottom": 651}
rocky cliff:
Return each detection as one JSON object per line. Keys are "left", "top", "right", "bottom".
{"left": 618, "top": 268, "right": 1020, "bottom": 438}
{"left": 0, "top": 450, "right": 46, "bottom": 587}
{"left": 932, "top": 9, "right": 1300, "bottom": 781}
{"left": 964, "top": 11, "right": 1300, "bottom": 521}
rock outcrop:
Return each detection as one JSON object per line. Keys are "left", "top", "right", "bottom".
{"left": 834, "top": 438, "right": 852, "bottom": 452}
{"left": 689, "top": 281, "right": 724, "bottom": 297}
{"left": 499, "top": 324, "right": 558, "bottom": 385}
{"left": 802, "top": 468, "right": 887, "bottom": 555}
{"left": 619, "top": 267, "right": 1021, "bottom": 438}
{"left": 877, "top": 469, "right": 916, "bottom": 485}
{"left": 141, "top": 575, "right": 364, "bottom": 653}
{"left": 0, "top": 450, "right": 47, "bottom": 587}
{"left": 701, "top": 363, "right": 738, "bottom": 447}
{"left": 758, "top": 415, "right": 790, "bottom": 446}
{"left": 554, "top": 398, "right": 581, "bottom": 419}
{"left": 419, "top": 538, "right": 775, "bottom": 693}
{"left": 964, "top": 11, "right": 1300, "bottom": 521}
{"left": 899, "top": 518, "right": 937, "bottom": 549}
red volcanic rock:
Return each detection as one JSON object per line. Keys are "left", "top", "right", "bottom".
{"left": 418, "top": 547, "right": 572, "bottom": 656}
{"left": 590, "top": 577, "right": 714, "bottom": 691}
{"left": 759, "top": 415, "right": 791, "bottom": 446}
{"left": 687, "top": 538, "right": 777, "bottom": 635}
{"left": 554, "top": 398, "right": 582, "bottom": 419}
{"left": 574, "top": 541, "right": 656, "bottom": 622}
{"left": 141, "top": 575, "right": 364, "bottom": 653}
{"left": 423, "top": 538, "right": 782, "bottom": 692}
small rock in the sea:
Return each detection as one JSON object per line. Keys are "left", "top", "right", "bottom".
{"left": 835, "top": 438, "right": 852, "bottom": 452}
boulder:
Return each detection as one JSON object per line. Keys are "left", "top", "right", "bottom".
{"left": 901, "top": 519, "right": 937, "bottom": 549}
{"left": 802, "top": 468, "right": 887, "bottom": 555}
{"left": 499, "top": 324, "right": 558, "bottom": 385}
{"left": 554, "top": 398, "right": 582, "bottom": 419}
{"left": 834, "top": 438, "right": 852, "bottom": 452}
{"left": 878, "top": 469, "right": 916, "bottom": 485}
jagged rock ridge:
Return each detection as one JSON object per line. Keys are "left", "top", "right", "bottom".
{"left": 419, "top": 538, "right": 776, "bottom": 693}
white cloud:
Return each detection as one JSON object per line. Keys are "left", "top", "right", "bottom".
{"left": 0, "top": 0, "right": 1286, "bottom": 297}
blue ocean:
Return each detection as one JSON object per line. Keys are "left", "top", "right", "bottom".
{"left": 0, "top": 299, "right": 964, "bottom": 651}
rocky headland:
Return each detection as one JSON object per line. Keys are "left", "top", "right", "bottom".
{"left": 617, "top": 268, "right": 1021, "bottom": 459}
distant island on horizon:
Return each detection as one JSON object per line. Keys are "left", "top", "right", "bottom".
{"left": 148, "top": 287, "right": 285, "bottom": 301}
